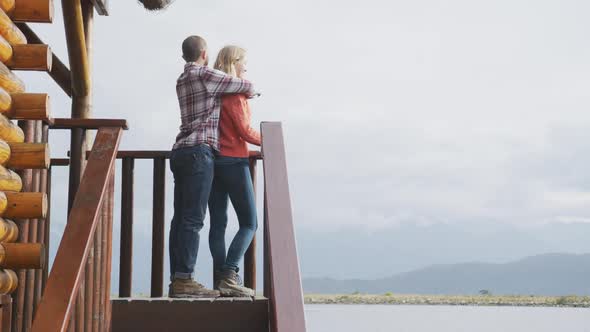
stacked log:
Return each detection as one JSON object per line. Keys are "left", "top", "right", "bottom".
{"left": 0, "top": 2, "right": 53, "bottom": 331}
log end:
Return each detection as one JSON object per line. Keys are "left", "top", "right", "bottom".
{"left": 0, "top": 269, "right": 17, "bottom": 294}
{"left": 1, "top": 243, "right": 44, "bottom": 269}
{"left": 12, "top": 0, "right": 54, "bottom": 23}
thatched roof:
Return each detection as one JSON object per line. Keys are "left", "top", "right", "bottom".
{"left": 138, "top": 0, "right": 175, "bottom": 11}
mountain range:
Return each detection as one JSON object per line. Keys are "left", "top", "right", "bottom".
{"left": 303, "top": 253, "right": 590, "bottom": 295}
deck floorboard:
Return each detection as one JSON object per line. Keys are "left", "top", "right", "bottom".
{"left": 111, "top": 297, "right": 269, "bottom": 332}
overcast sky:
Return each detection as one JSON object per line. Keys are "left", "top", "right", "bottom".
{"left": 22, "top": 0, "right": 590, "bottom": 239}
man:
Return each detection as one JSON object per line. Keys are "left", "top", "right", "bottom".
{"left": 169, "top": 35, "right": 255, "bottom": 298}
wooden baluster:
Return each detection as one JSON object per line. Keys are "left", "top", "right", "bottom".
{"left": 263, "top": 192, "right": 270, "bottom": 299}
{"left": 119, "top": 157, "right": 133, "bottom": 298}
{"left": 97, "top": 173, "right": 109, "bottom": 332}
{"left": 151, "top": 158, "right": 165, "bottom": 298}
{"left": 26, "top": 120, "right": 40, "bottom": 326}
{"left": 2, "top": 294, "right": 11, "bottom": 332}
{"left": 244, "top": 158, "right": 257, "bottom": 291}
{"left": 33, "top": 123, "right": 48, "bottom": 308}
{"left": 42, "top": 166, "right": 50, "bottom": 291}
{"left": 103, "top": 170, "right": 115, "bottom": 329}
{"left": 83, "top": 226, "right": 94, "bottom": 332}
{"left": 23, "top": 120, "right": 39, "bottom": 331}
{"left": 13, "top": 119, "right": 32, "bottom": 332}
{"left": 91, "top": 208, "right": 100, "bottom": 332}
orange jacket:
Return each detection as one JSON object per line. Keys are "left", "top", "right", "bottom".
{"left": 218, "top": 94, "right": 261, "bottom": 157}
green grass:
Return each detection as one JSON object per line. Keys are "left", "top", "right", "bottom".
{"left": 304, "top": 294, "right": 590, "bottom": 307}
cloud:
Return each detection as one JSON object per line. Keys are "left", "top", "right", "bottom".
{"left": 36, "top": 0, "right": 590, "bottom": 241}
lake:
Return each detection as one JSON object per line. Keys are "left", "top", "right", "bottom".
{"left": 305, "top": 304, "right": 590, "bottom": 332}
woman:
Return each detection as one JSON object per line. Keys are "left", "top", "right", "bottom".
{"left": 209, "top": 45, "right": 260, "bottom": 297}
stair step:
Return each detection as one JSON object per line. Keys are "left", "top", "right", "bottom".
{"left": 111, "top": 297, "right": 269, "bottom": 332}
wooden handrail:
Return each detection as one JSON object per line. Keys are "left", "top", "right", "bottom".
{"left": 50, "top": 118, "right": 129, "bottom": 130}
{"left": 51, "top": 150, "right": 261, "bottom": 166}
{"left": 31, "top": 126, "right": 123, "bottom": 332}
{"left": 261, "top": 122, "right": 306, "bottom": 332}
{"left": 88, "top": 150, "right": 262, "bottom": 159}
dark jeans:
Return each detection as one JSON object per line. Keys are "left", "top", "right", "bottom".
{"left": 208, "top": 156, "right": 258, "bottom": 273}
{"left": 169, "top": 144, "right": 214, "bottom": 280}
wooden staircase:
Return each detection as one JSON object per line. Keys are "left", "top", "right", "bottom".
{"left": 111, "top": 297, "right": 270, "bottom": 332}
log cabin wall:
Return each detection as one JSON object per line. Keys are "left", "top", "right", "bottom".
{"left": 0, "top": 0, "right": 55, "bottom": 331}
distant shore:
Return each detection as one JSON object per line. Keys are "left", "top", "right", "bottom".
{"left": 304, "top": 294, "right": 590, "bottom": 307}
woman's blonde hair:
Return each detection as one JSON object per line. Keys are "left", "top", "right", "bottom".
{"left": 214, "top": 45, "right": 247, "bottom": 77}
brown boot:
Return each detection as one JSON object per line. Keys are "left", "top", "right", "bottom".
{"left": 218, "top": 269, "right": 254, "bottom": 297}
{"left": 169, "top": 278, "right": 220, "bottom": 298}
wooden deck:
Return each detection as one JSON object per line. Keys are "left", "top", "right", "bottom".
{"left": 111, "top": 297, "right": 269, "bottom": 332}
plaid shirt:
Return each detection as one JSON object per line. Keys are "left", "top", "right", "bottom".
{"left": 173, "top": 63, "right": 254, "bottom": 150}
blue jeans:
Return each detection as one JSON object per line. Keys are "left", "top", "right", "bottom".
{"left": 169, "top": 144, "right": 214, "bottom": 280}
{"left": 208, "top": 156, "right": 258, "bottom": 273}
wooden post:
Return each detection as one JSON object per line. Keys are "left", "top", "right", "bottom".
{"left": 119, "top": 157, "right": 133, "bottom": 298}
{"left": 244, "top": 158, "right": 257, "bottom": 290}
{"left": 63, "top": 0, "right": 91, "bottom": 211}
{"left": 61, "top": 0, "right": 88, "bottom": 97}
{"left": 63, "top": 1, "right": 93, "bottom": 328}
{"left": 151, "top": 158, "right": 165, "bottom": 297}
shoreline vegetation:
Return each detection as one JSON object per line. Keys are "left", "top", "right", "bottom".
{"left": 304, "top": 294, "right": 590, "bottom": 307}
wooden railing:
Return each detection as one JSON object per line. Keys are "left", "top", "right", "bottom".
{"left": 30, "top": 123, "right": 123, "bottom": 332}
{"left": 116, "top": 150, "right": 170, "bottom": 298}
{"left": 110, "top": 149, "right": 262, "bottom": 297}
{"left": 44, "top": 121, "right": 306, "bottom": 331}
{"left": 106, "top": 122, "right": 306, "bottom": 331}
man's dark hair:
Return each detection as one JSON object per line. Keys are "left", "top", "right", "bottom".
{"left": 182, "top": 36, "right": 207, "bottom": 62}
